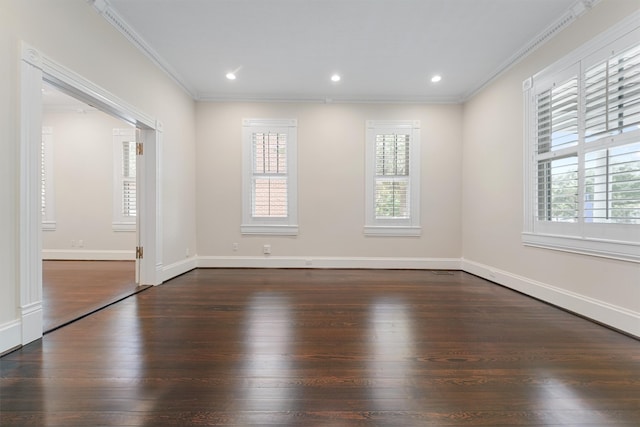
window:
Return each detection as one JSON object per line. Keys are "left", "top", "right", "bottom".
{"left": 523, "top": 21, "right": 640, "bottom": 262}
{"left": 365, "top": 120, "right": 421, "bottom": 236}
{"left": 242, "top": 119, "right": 298, "bottom": 235}
{"left": 41, "top": 126, "right": 56, "bottom": 230}
{"left": 113, "top": 128, "right": 137, "bottom": 231}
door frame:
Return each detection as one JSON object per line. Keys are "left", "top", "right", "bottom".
{"left": 19, "top": 42, "right": 163, "bottom": 345}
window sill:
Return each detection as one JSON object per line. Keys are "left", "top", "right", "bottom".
{"left": 522, "top": 232, "right": 640, "bottom": 263}
{"left": 112, "top": 222, "right": 136, "bottom": 232}
{"left": 364, "top": 226, "right": 422, "bottom": 237}
{"left": 241, "top": 224, "right": 299, "bottom": 236}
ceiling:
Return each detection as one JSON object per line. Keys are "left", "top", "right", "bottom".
{"left": 96, "top": 0, "right": 587, "bottom": 103}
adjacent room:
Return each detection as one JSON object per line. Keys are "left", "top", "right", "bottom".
{"left": 41, "top": 83, "right": 143, "bottom": 332}
{"left": 0, "top": 0, "right": 638, "bottom": 426}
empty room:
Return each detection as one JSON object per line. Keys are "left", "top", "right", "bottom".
{"left": 1, "top": 0, "right": 639, "bottom": 426}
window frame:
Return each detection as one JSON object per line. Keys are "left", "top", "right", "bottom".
{"left": 241, "top": 118, "right": 298, "bottom": 235}
{"left": 365, "top": 120, "right": 421, "bottom": 237}
{"left": 112, "top": 127, "right": 137, "bottom": 232}
{"left": 523, "top": 17, "right": 640, "bottom": 263}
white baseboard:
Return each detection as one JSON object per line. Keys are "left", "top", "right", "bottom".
{"left": 197, "top": 256, "right": 462, "bottom": 270}
{"left": 21, "top": 302, "right": 43, "bottom": 345}
{"left": 462, "top": 259, "right": 640, "bottom": 337}
{"left": 42, "top": 249, "right": 135, "bottom": 261}
{"left": 0, "top": 319, "right": 21, "bottom": 355}
{"left": 162, "top": 257, "right": 198, "bottom": 282}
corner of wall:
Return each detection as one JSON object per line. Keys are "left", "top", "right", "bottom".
{"left": 461, "top": 258, "right": 640, "bottom": 338}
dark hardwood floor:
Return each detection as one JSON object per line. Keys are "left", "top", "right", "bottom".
{"left": 43, "top": 260, "right": 142, "bottom": 332}
{"left": 1, "top": 269, "right": 639, "bottom": 426}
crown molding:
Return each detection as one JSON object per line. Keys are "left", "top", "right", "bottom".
{"left": 196, "top": 93, "right": 463, "bottom": 105}
{"left": 89, "top": 0, "right": 197, "bottom": 98}
{"left": 91, "top": 0, "right": 600, "bottom": 105}
{"left": 461, "top": 0, "right": 601, "bottom": 102}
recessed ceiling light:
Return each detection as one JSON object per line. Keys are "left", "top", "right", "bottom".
{"left": 226, "top": 72, "right": 236, "bottom": 80}
{"left": 331, "top": 74, "right": 341, "bottom": 82}
{"left": 431, "top": 75, "right": 442, "bottom": 83}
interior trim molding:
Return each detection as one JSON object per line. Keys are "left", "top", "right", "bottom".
{"left": 522, "top": 232, "right": 640, "bottom": 264}
{"left": 196, "top": 256, "right": 462, "bottom": 270}
{"left": 197, "top": 94, "right": 463, "bottom": 104}
{"left": 89, "top": 0, "right": 196, "bottom": 98}
{"left": 461, "top": 258, "right": 639, "bottom": 338}
{"left": 20, "top": 301, "right": 43, "bottom": 345}
{"left": 42, "top": 249, "right": 136, "bottom": 261}
{"left": 0, "top": 320, "right": 22, "bottom": 355}
{"left": 462, "top": 0, "right": 601, "bottom": 101}
{"left": 162, "top": 257, "right": 198, "bottom": 282}
{"left": 19, "top": 42, "right": 45, "bottom": 348}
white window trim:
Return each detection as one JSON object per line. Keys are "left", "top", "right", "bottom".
{"left": 523, "top": 12, "right": 640, "bottom": 263}
{"left": 365, "top": 120, "right": 421, "bottom": 237}
{"left": 41, "top": 126, "right": 56, "bottom": 231}
{"left": 241, "top": 118, "right": 298, "bottom": 235}
{"left": 112, "top": 128, "right": 136, "bottom": 232}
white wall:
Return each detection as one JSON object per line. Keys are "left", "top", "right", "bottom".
{"left": 461, "top": 0, "right": 640, "bottom": 335}
{"left": 0, "top": 11, "right": 19, "bottom": 345}
{"left": 196, "top": 102, "right": 463, "bottom": 265}
{"left": 0, "top": 0, "right": 197, "bottom": 352}
{"left": 42, "top": 110, "right": 136, "bottom": 257}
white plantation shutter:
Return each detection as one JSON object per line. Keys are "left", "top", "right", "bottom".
{"left": 113, "top": 128, "right": 137, "bottom": 231}
{"left": 583, "top": 39, "right": 640, "bottom": 226}
{"left": 122, "top": 140, "right": 137, "bottom": 217}
{"left": 535, "top": 73, "right": 580, "bottom": 222}
{"left": 536, "top": 156, "right": 579, "bottom": 222}
{"left": 524, "top": 21, "right": 640, "bottom": 261}
{"left": 536, "top": 78, "right": 579, "bottom": 154}
{"left": 585, "top": 44, "right": 640, "bottom": 142}
{"left": 365, "top": 120, "right": 421, "bottom": 236}
{"left": 584, "top": 142, "right": 640, "bottom": 224}
{"left": 242, "top": 119, "right": 298, "bottom": 235}
{"left": 375, "top": 133, "right": 410, "bottom": 219}
{"left": 41, "top": 138, "right": 46, "bottom": 216}
{"left": 252, "top": 132, "right": 287, "bottom": 217}
{"left": 41, "top": 127, "right": 56, "bottom": 230}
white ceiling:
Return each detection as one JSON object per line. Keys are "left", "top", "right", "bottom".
{"left": 98, "top": 0, "right": 585, "bottom": 103}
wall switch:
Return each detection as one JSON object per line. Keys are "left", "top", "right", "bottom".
{"left": 263, "top": 244, "right": 271, "bottom": 255}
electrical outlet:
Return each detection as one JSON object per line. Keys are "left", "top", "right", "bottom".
{"left": 71, "top": 240, "right": 76, "bottom": 248}
{"left": 232, "top": 243, "right": 239, "bottom": 252}
{"left": 78, "top": 240, "right": 84, "bottom": 248}
{"left": 263, "top": 244, "right": 271, "bottom": 255}
{"left": 186, "top": 247, "right": 190, "bottom": 257}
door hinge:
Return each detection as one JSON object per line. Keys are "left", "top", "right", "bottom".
{"left": 136, "top": 142, "right": 143, "bottom": 156}
{"left": 136, "top": 246, "right": 144, "bottom": 259}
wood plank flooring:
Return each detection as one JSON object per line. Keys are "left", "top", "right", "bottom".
{"left": 1, "top": 269, "right": 639, "bottom": 426}
{"left": 42, "top": 260, "right": 141, "bottom": 332}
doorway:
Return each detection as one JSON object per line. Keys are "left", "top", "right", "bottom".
{"left": 19, "top": 43, "right": 162, "bottom": 345}
{"left": 40, "top": 84, "right": 145, "bottom": 332}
